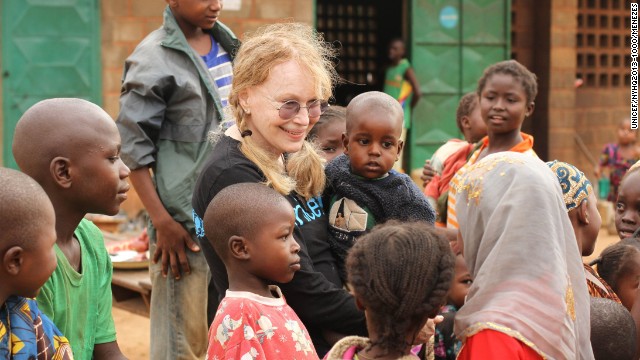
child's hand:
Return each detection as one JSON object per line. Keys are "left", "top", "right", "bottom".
{"left": 413, "top": 315, "right": 444, "bottom": 345}
{"left": 421, "top": 160, "right": 436, "bottom": 187}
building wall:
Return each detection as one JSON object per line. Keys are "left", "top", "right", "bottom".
{"left": 547, "top": 0, "right": 579, "bottom": 167}
{"left": 100, "top": 0, "right": 314, "bottom": 119}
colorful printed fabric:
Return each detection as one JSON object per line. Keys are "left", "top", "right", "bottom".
{"left": 384, "top": 58, "right": 413, "bottom": 128}
{"left": 546, "top": 160, "right": 593, "bottom": 212}
{"left": 208, "top": 286, "right": 317, "bottom": 360}
{"left": 0, "top": 296, "right": 73, "bottom": 360}
{"left": 584, "top": 263, "right": 622, "bottom": 303}
{"left": 433, "top": 305, "right": 461, "bottom": 360}
{"left": 599, "top": 143, "right": 639, "bottom": 201}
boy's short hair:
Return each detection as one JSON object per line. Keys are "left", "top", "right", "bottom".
{"left": 203, "top": 183, "right": 292, "bottom": 260}
{"left": 12, "top": 98, "right": 112, "bottom": 181}
{"left": 590, "top": 297, "right": 637, "bottom": 360}
{"left": 346, "top": 91, "right": 403, "bottom": 133}
{"left": 0, "top": 167, "right": 52, "bottom": 250}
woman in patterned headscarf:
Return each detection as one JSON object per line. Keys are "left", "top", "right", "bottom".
{"left": 453, "top": 152, "right": 593, "bottom": 359}
{"left": 547, "top": 160, "right": 621, "bottom": 303}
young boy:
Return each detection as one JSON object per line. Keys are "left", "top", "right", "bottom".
{"left": 12, "top": 98, "right": 130, "bottom": 360}
{"left": 384, "top": 39, "right": 421, "bottom": 171}
{"left": 203, "top": 183, "right": 317, "bottom": 359}
{"left": 117, "top": 0, "right": 239, "bottom": 358}
{"left": 0, "top": 168, "right": 73, "bottom": 360}
{"left": 324, "top": 91, "right": 435, "bottom": 280}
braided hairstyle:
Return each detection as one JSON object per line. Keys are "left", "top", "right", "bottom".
{"left": 592, "top": 238, "right": 640, "bottom": 291}
{"left": 346, "top": 220, "right": 455, "bottom": 355}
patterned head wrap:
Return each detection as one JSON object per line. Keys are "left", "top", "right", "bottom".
{"left": 546, "top": 160, "right": 593, "bottom": 212}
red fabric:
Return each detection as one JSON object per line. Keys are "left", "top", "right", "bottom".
{"left": 458, "top": 329, "right": 543, "bottom": 360}
{"left": 423, "top": 142, "right": 475, "bottom": 199}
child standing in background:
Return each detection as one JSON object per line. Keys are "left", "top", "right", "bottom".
{"left": 307, "top": 106, "right": 347, "bottom": 163}
{"left": 0, "top": 168, "right": 73, "bottom": 360}
{"left": 323, "top": 221, "right": 455, "bottom": 360}
{"left": 324, "top": 91, "right": 435, "bottom": 281}
{"left": 204, "top": 183, "right": 317, "bottom": 359}
{"left": 595, "top": 118, "right": 639, "bottom": 202}
{"left": 384, "top": 38, "right": 421, "bottom": 171}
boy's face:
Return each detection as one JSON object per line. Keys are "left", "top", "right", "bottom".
{"left": 618, "top": 121, "right": 637, "bottom": 145}
{"left": 246, "top": 201, "right": 300, "bottom": 284}
{"left": 74, "top": 118, "right": 130, "bottom": 216}
{"left": 169, "top": 0, "right": 222, "bottom": 30}
{"left": 448, "top": 254, "right": 472, "bottom": 309}
{"left": 314, "top": 121, "right": 345, "bottom": 163}
{"left": 388, "top": 40, "right": 404, "bottom": 61}
{"left": 20, "top": 202, "right": 57, "bottom": 298}
{"left": 615, "top": 251, "right": 640, "bottom": 311}
{"left": 479, "top": 73, "right": 533, "bottom": 138}
{"left": 615, "top": 171, "right": 640, "bottom": 239}
{"left": 344, "top": 109, "right": 403, "bottom": 179}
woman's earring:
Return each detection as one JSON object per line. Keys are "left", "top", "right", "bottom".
{"left": 244, "top": 108, "right": 251, "bottom": 115}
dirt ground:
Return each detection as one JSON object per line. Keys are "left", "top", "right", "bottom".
{"left": 111, "top": 229, "right": 622, "bottom": 360}
{"left": 112, "top": 307, "right": 150, "bottom": 359}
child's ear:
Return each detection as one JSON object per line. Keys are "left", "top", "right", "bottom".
{"left": 460, "top": 115, "right": 471, "bottom": 131}
{"left": 229, "top": 235, "right": 250, "bottom": 260}
{"left": 525, "top": 102, "right": 535, "bottom": 118}
{"left": 3, "top": 246, "right": 24, "bottom": 276}
{"left": 396, "top": 140, "right": 404, "bottom": 161}
{"left": 342, "top": 133, "right": 350, "bottom": 155}
{"left": 50, "top": 157, "right": 72, "bottom": 189}
{"left": 577, "top": 200, "right": 590, "bottom": 225}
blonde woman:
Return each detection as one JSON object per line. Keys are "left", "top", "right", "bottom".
{"left": 192, "top": 23, "right": 366, "bottom": 356}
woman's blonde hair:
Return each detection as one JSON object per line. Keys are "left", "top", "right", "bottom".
{"left": 229, "top": 22, "right": 338, "bottom": 199}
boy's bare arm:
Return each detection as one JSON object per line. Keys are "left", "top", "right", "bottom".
{"left": 93, "top": 341, "right": 128, "bottom": 360}
{"left": 129, "top": 167, "right": 200, "bottom": 279}
{"left": 405, "top": 67, "right": 422, "bottom": 109}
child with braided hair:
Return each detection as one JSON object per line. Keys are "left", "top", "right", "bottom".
{"left": 324, "top": 221, "right": 455, "bottom": 360}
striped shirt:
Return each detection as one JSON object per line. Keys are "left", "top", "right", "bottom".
{"left": 201, "top": 34, "right": 233, "bottom": 108}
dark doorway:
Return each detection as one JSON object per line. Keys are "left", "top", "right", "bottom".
{"left": 316, "top": 0, "right": 405, "bottom": 106}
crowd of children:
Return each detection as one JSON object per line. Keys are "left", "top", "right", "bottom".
{"left": 3, "top": 7, "right": 640, "bottom": 360}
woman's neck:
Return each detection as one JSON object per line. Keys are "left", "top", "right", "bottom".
{"left": 485, "top": 131, "right": 523, "bottom": 155}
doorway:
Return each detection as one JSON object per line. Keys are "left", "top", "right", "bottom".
{"left": 316, "top": 0, "right": 405, "bottom": 106}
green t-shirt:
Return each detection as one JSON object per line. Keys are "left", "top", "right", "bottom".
{"left": 37, "top": 219, "right": 117, "bottom": 360}
{"left": 383, "top": 58, "right": 414, "bottom": 128}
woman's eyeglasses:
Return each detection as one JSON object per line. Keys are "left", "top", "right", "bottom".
{"left": 273, "top": 99, "right": 330, "bottom": 120}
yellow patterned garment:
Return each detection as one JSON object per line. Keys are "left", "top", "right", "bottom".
{"left": 0, "top": 296, "right": 73, "bottom": 359}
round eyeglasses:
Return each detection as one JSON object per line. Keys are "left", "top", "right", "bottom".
{"left": 274, "top": 99, "right": 330, "bottom": 120}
